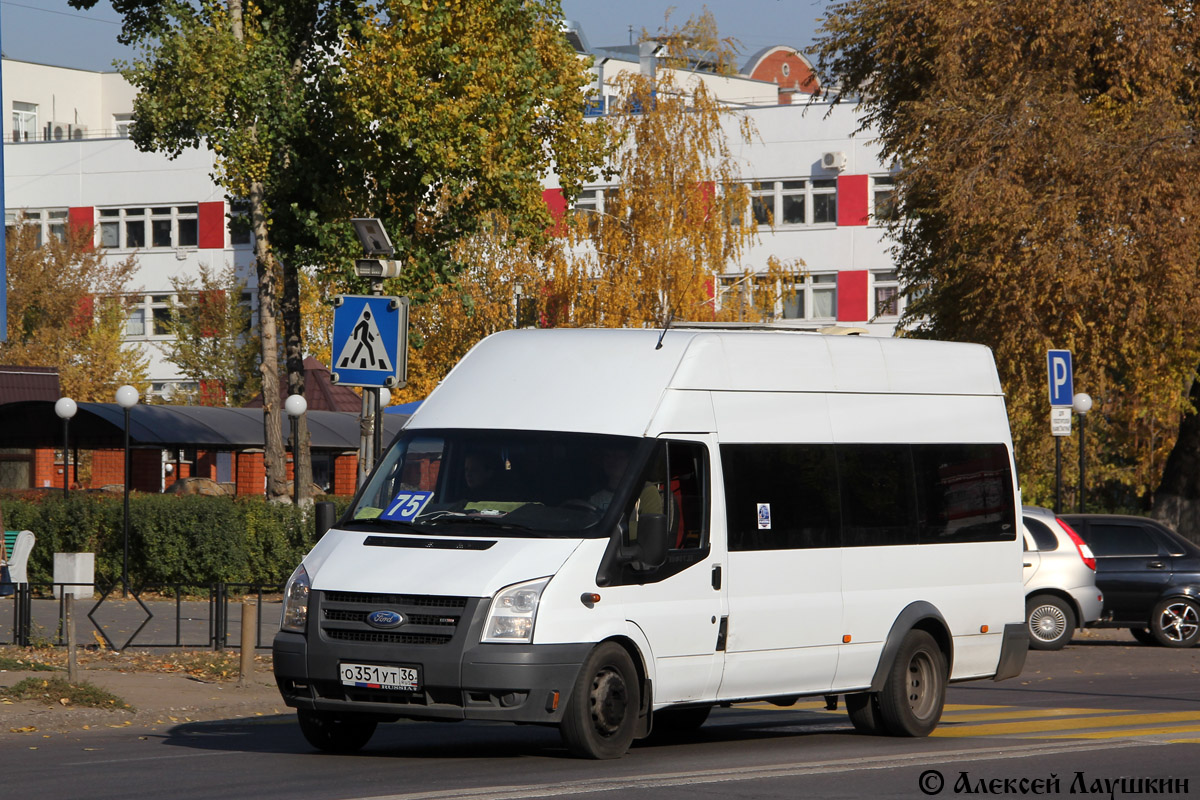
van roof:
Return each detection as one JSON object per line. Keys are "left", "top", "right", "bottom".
{"left": 408, "top": 328, "right": 1003, "bottom": 437}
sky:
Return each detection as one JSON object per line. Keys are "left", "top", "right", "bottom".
{"left": 0, "top": 0, "right": 831, "bottom": 72}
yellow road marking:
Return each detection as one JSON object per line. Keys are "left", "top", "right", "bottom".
{"left": 738, "top": 701, "right": 829, "bottom": 711}
{"left": 1028, "top": 725, "right": 1200, "bottom": 740}
{"left": 932, "top": 711, "right": 1200, "bottom": 738}
{"left": 940, "top": 708, "right": 1114, "bottom": 723}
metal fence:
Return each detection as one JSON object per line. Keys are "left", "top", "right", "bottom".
{"left": 2, "top": 582, "right": 283, "bottom": 652}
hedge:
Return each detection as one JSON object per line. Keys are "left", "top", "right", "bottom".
{"left": 2, "top": 492, "right": 352, "bottom": 589}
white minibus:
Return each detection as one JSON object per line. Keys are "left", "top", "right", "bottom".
{"left": 274, "top": 326, "right": 1028, "bottom": 758}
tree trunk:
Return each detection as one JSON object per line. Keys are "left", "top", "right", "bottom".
{"left": 281, "top": 260, "right": 313, "bottom": 506}
{"left": 232, "top": 0, "right": 286, "bottom": 502}
{"left": 250, "top": 180, "right": 289, "bottom": 502}
{"left": 1152, "top": 374, "right": 1200, "bottom": 544}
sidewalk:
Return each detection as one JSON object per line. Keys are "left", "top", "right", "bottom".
{"left": 0, "top": 655, "right": 288, "bottom": 739}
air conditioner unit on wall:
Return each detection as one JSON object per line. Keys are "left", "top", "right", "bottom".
{"left": 45, "top": 122, "right": 87, "bottom": 141}
{"left": 821, "top": 151, "right": 847, "bottom": 172}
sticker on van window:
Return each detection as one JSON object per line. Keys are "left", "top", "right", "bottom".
{"left": 757, "top": 503, "right": 772, "bottom": 530}
{"left": 381, "top": 491, "right": 434, "bottom": 522}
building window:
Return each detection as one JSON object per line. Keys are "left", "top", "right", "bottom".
{"left": 873, "top": 175, "right": 898, "bottom": 222}
{"left": 229, "top": 211, "right": 252, "bottom": 246}
{"left": 572, "top": 188, "right": 605, "bottom": 234}
{"left": 781, "top": 273, "right": 838, "bottom": 320}
{"left": 113, "top": 113, "right": 133, "bottom": 138}
{"left": 717, "top": 274, "right": 779, "bottom": 320}
{"left": 872, "top": 270, "right": 901, "bottom": 318}
{"left": 748, "top": 179, "right": 838, "bottom": 227}
{"left": 99, "top": 206, "right": 201, "bottom": 250}
{"left": 125, "top": 294, "right": 176, "bottom": 340}
{"left": 8, "top": 209, "right": 69, "bottom": 247}
{"left": 12, "top": 101, "right": 37, "bottom": 142}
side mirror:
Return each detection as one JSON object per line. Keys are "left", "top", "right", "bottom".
{"left": 635, "top": 513, "right": 669, "bottom": 570}
{"left": 315, "top": 501, "right": 336, "bottom": 539}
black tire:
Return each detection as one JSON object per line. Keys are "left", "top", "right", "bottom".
{"left": 1150, "top": 597, "right": 1200, "bottom": 648}
{"left": 648, "top": 705, "right": 712, "bottom": 740}
{"left": 561, "top": 642, "right": 640, "bottom": 759}
{"left": 1129, "top": 627, "right": 1159, "bottom": 646}
{"left": 845, "top": 692, "right": 885, "bottom": 735}
{"left": 296, "top": 709, "right": 378, "bottom": 754}
{"left": 1026, "top": 595, "right": 1076, "bottom": 651}
{"left": 877, "top": 629, "right": 947, "bottom": 737}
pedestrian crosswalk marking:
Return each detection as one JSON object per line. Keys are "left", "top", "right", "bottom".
{"left": 939, "top": 707, "right": 1114, "bottom": 723}
{"left": 1030, "top": 724, "right": 1200, "bottom": 740}
{"left": 931, "top": 710, "right": 1200, "bottom": 738}
{"left": 728, "top": 702, "right": 1200, "bottom": 743}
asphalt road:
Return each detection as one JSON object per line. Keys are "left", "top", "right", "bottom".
{"left": 5, "top": 630, "right": 1200, "bottom": 800}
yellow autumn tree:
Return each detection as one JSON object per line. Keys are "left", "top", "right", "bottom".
{"left": 2, "top": 219, "right": 148, "bottom": 401}
{"left": 817, "top": 0, "right": 1200, "bottom": 512}
{"left": 546, "top": 18, "right": 799, "bottom": 329}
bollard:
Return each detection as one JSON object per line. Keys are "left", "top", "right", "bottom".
{"left": 66, "top": 594, "right": 79, "bottom": 684}
{"left": 239, "top": 599, "right": 258, "bottom": 685}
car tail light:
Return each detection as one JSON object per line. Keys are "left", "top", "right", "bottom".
{"left": 1057, "top": 518, "right": 1096, "bottom": 571}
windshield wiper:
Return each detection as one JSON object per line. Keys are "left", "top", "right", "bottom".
{"left": 415, "top": 512, "right": 552, "bottom": 537}
{"left": 341, "top": 517, "right": 432, "bottom": 534}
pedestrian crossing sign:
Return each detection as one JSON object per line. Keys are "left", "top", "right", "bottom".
{"left": 331, "top": 295, "right": 408, "bottom": 388}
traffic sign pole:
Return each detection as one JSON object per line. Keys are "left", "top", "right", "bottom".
{"left": 1047, "top": 349, "right": 1075, "bottom": 513}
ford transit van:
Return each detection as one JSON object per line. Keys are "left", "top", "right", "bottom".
{"left": 273, "top": 327, "right": 1028, "bottom": 758}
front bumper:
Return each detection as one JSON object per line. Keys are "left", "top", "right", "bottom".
{"left": 272, "top": 591, "right": 591, "bottom": 725}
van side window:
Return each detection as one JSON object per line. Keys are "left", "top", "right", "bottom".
{"left": 721, "top": 444, "right": 840, "bottom": 551}
{"left": 913, "top": 443, "right": 1016, "bottom": 543}
{"left": 839, "top": 444, "right": 919, "bottom": 547}
{"left": 722, "top": 441, "right": 1016, "bottom": 551}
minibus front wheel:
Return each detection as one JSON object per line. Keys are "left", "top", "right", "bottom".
{"left": 560, "top": 642, "right": 639, "bottom": 759}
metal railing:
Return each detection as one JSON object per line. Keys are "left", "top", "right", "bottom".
{"left": 3, "top": 582, "right": 283, "bottom": 652}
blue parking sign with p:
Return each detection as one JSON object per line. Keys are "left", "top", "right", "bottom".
{"left": 1047, "top": 350, "right": 1074, "bottom": 407}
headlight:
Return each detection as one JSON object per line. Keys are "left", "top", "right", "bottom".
{"left": 280, "top": 564, "right": 311, "bottom": 634}
{"left": 482, "top": 577, "right": 550, "bottom": 644}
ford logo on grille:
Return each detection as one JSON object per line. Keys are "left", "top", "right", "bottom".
{"left": 366, "top": 610, "right": 405, "bottom": 629}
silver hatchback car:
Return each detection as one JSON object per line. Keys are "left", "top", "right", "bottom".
{"left": 1022, "top": 505, "right": 1104, "bottom": 650}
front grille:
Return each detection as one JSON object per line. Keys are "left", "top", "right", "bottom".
{"left": 324, "top": 590, "right": 468, "bottom": 609}
{"left": 318, "top": 590, "right": 469, "bottom": 646}
{"left": 326, "top": 629, "right": 453, "bottom": 645}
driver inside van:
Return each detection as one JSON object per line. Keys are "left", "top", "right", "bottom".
{"left": 588, "top": 446, "right": 664, "bottom": 540}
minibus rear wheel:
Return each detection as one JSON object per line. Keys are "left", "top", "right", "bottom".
{"left": 877, "top": 630, "right": 946, "bottom": 737}
{"left": 297, "top": 709, "right": 378, "bottom": 754}
{"left": 561, "top": 642, "right": 639, "bottom": 759}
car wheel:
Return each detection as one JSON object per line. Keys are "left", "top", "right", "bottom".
{"left": 1026, "top": 595, "right": 1076, "bottom": 651}
{"left": 296, "top": 710, "right": 377, "bottom": 754}
{"left": 1150, "top": 598, "right": 1200, "bottom": 648}
{"left": 877, "top": 630, "right": 947, "bottom": 737}
{"left": 561, "top": 641, "right": 640, "bottom": 759}
{"left": 1129, "top": 627, "right": 1159, "bottom": 646}
{"left": 845, "top": 691, "right": 885, "bottom": 735}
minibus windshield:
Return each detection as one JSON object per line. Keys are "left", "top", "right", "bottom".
{"left": 347, "top": 429, "right": 642, "bottom": 537}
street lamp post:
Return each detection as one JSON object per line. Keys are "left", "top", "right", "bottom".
{"left": 1073, "top": 392, "right": 1093, "bottom": 513}
{"left": 54, "top": 397, "right": 77, "bottom": 499}
{"left": 285, "top": 394, "right": 307, "bottom": 504}
{"left": 116, "top": 385, "right": 139, "bottom": 596}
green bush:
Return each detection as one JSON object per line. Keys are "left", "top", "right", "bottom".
{"left": 2, "top": 492, "right": 352, "bottom": 589}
